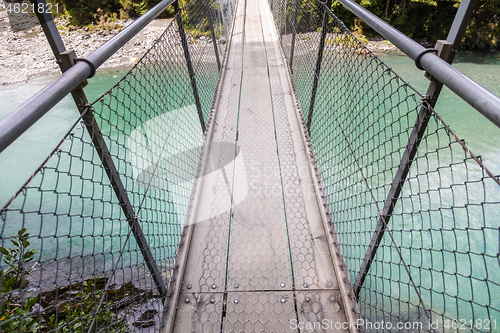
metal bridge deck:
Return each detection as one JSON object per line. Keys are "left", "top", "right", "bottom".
{"left": 165, "top": 0, "right": 350, "bottom": 331}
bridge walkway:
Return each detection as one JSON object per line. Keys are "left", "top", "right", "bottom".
{"left": 165, "top": 0, "right": 353, "bottom": 331}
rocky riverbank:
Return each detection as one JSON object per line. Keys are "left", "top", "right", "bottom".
{"left": 366, "top": 38, "right": 403, "bottom": 55}
{"left": 0, "top": 7, "right": 172, "bottom": 85}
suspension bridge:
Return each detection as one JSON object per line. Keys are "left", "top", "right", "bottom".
{"left": 0, "top": 0, "right": 499, "bottom": 332}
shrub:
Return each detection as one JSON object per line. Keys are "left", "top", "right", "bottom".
{"left": 0, "top": 228, "right": 39, "bottom": 332}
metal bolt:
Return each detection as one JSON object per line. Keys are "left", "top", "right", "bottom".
{"left": 280, "top": 298, "right": 286, "bottom": 303}
{"left": 185, "top": 298, "right": 190, "bottom": 303}
{"left": 331, "top": 297, "right": 336, "bottom": 302}
{"left": 303, "top": 283, "right": 309, "bottom": 288}
{"left": 305, "top": 297, "right": 311, "bottom": 302}
{"left": 234, "top": 284, "right": 239, "bottom": 289}
{"left": 210, "top": 298, "right": 215, "bottom": 304}
{"left": 212, "top": 284, "right": 216, "bottom": 289}
{"left": 187, "top": 284, "right": 192, "bottom": 289}
{"left": 328, "top": 282, "right": 333, "bottom": 288}
{"left": 234, "top": 299, "right": 239, "bottom": 304}
{"left": 280, "top": 283, "right": 286, "bottom": 288}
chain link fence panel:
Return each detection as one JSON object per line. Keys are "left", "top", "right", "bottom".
{"left": 270, "top": 0, "right": 500, "bottom": 331}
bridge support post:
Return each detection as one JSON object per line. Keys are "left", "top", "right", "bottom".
{"left": 174, "top": 0, "right": 206, "bottom": 132}
{"left": 207, "top": 3, "right": 222, "bottom": 71}
{"left": 289, "top": 0, "right": 301, "bottom": 72}
{"left": 31, "top": 0, "right": 167, "bottom": 299}
{"left": 307, "top": 0, "right": 331, "bottom": 130}
{"left": 353, "top": 0, "right": 479, "bottom": 298}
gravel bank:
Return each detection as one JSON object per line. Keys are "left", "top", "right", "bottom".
{"left": 0, "top": 7, "right": 172, "bottom": 85}
{"left": 366, "top": 38, "right": 403, "bottom": 55}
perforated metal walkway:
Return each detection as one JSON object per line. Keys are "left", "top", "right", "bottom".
{"left": 163, "top": 0, "right": 353, "bottom": 331}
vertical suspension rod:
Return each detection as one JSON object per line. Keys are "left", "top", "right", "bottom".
{"left": 174, "top": 0, "right": 206, "bottom": 132}
{"left": 289, "top": 0, "right": 301, "bottom": 71}
{"left": 307, "top": 0, "right": 331, "bottom": 130}
{"left": 207, "top": 2, "right": 222, "bottom": 71}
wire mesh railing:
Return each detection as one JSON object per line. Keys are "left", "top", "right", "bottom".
{"left": 270, "top": 0, "right": 500, "bottom": 331}
{"left": 0, "top": 0, "right": 236, "bottom": 331}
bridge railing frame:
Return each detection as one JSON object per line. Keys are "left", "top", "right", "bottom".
{"left": 270, "top": 0, "right": 500, "bottom": 330}
{"left": 348, "top": 0, "right": 479, "bottom": 297}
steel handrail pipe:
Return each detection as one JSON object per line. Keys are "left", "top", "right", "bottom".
{"left": 334, "top": 0, "right": 500, "bottom": 129}
{"left": 0, "top": 0, "right": 176, "bottom": 153}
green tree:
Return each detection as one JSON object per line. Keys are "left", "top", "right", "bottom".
{"left": 0, "top": 228, "right": 39, "bottom": 332}
{"left": 57, "top": 0, "right": 121, "bottom": 24}
{"left": 332, "top": 0, "right": 499, "bottom": 49}
{"left": 463, "top": 0, "right": 499, "bottom": 49}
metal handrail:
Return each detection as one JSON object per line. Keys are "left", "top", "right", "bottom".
{"left": 335, "top": 0, "right": 500, "bottom": 129}
{"left": 0, "top": 0, "right": 175, "bottom": 153}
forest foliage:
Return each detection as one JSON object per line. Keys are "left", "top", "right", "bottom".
{"left": 52, "top": 0, "right": 498, "bottom": 50}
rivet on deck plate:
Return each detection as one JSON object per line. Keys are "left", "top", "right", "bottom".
{"left": 185, "top": 298, "right": 190, "bottom": 303}
{"left": 187, "top": 284, "right": 192, "bottom": 289}
{"left": 234, "top": 284, "right": 239, "bottom": 289}
{"left": 212, "top": 284, "right": 217, "bottom": 289}
{"left": 234, "top": 299, "right": 239, "bottom": 304}
{"left": 305, "top": 297, "right": 311, "bottom": 302}
{"left": 280, "top": 283, "right": 286, "bottom": 288}
{"left": 210, "top": 298, "right": 216, "bottom": 304}
{"left": 280, "top": 298, "right": 286, "bottom": 303}
{"left": 303, "top": 283, "right": 309, "bottom": 288}
{"left": 331, "top": 297, "right": 336, "bottom": 302}
{"left": 328, "top": 282, "right": 333, "bottom": 287}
